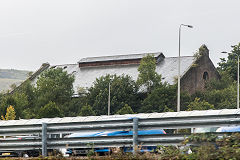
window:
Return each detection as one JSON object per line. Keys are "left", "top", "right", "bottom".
{"left": 203, "top": 71, "right": 209, "bottom": 81}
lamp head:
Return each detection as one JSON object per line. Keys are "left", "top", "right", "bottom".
{"left": 187, "top": 25, "right": 193, "bottom": 28}
{"left": 221, "top": 51, "right": 228, "bottom": 54}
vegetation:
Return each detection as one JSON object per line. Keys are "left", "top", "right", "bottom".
{"left": 86, "top": 74, "right": 139, "bottom": 115}
{"left": 116, "top": 104, "right": 134, "bottom": 115}
{"left": 1, "top": 105, "right": 16, "bottom": 120}
{"left": 79, "top": 105, "right": 96, "bottom": 116}
{"left": 137, "top": 54, "right": 162, "bottom": 93}
{"left": 0, "top": 43, "right": 240, "bottom": 119}
{"left": 0, "top": 44, "right": 240, "bottom": 159}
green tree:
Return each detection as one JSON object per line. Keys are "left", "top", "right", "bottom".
{"left": 79, "top": 105, "right": 96, "bottom": 116}
{"left": 203, "top": 84, "right": 236, "bottom": 109}
{"left": 218, "top": 43, "right": 240, "bottom": 80}
{"left": 190, "top": 73, "right": 237, "bottom": 110}
{"left": 5, "top": 80, "right": 37, "bottom": 119}
{"left": 87, "top": 74, "right": 139, "bottom": 115}
{"left": 38, "top": 101, "right": 62, "bottom": 118}
{"left": 187, "top": 97, "right": 214, "bottom": 111}
{"left": 140, "top": 84, "right": 176, "bottom": 113}
{"left": 63, "top": 97, "right": 87, "bottom": 117}
{"left": 36, "top": 68, "right": 74, "bottom": 105}
{"left": 116, "top": 104, "right": 134, "bottom": 115}
{"left": 137, "top": 54, "right": 162, "bottom": 93}
{"left": 35, "top": 68, "right": 75, "bottom": 117}
{"left": 0, "top": 93, "right": 28, "bottom": 119}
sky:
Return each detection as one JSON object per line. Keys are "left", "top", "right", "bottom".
{"left": 0, "top": 0, "right": 239, "bottom": 71}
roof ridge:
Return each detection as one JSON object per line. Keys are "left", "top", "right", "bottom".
{"left": 165, "top": 55, "right": 194, "bottom": 58}
{"left": 50, "top": 63, "right": 77, "bottom": 67}
{"left": 80, "top": 52, "right": 162, "bottom": 60}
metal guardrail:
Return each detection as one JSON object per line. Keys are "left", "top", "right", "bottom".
{"left": 0, "top": 110, "right": 239, "bottom": 157}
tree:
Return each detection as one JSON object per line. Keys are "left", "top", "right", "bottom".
{"left": 217, "top": 43, "right": 240, "bottom": 81}
{"left": 186, "top": 97, "right": 214, "bottom": 111}
{"left": 35, "top": 68, "right": 75, "bottom": 117}
{"left": 63, "top": 97, "right": 87, "bottom": 117}
{"left": 137, "top": 54, "right": 162, "bottom": 93}
{"left": 79, "top": 105, "right": 96, "bottom": 116}
{"left": 203, "top": 84, "right": 236, "bottom": 109}
{"left": 190, "top": 73, "right": 237, "bottom": 110}
{"left": 87, "top": 74, "right": 139, "bottom": 115}
{"left": 0, "top": 92, "right": 28, "bottom": 119}
{"left": 38, "top": 101, "right": 62, "bottom": 118}
{"left": 1, "top": 105, "right": 16, "bottom": 120}
{"left": 140, "top": 84, "right": 176, "bottom": 113}
{"left": 116, "top": 104, "right": 134, "bottom": 115}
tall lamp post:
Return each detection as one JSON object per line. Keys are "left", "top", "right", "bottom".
{"left": 221, "top": 51, "right": 239, "bottom": 109}
{"left": 177, "top": 24, "right": 193, "bottom": 112}
{"left": 108, "top": 82, "right": 111, "bottom": 116}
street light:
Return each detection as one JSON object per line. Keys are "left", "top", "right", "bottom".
{"left": 177, "top": 24, "right": 193, "bottom": 112}
{"left": 221, "top": 51, "right": 239, "bottom": 109}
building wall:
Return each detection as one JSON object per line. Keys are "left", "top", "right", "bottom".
{"left": 181, "top": 50, "right": 220, "bottom": 94}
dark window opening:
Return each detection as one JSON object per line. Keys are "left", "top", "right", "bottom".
{"left": 51, "top": 66, "right": 56, "bottom": 69}
{"left": 203, "top": 72, "right": 209, "bottom": 81}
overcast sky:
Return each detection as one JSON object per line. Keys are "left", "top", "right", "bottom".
{"left": 0, "top": 0, "right": 239, "bottom": 71}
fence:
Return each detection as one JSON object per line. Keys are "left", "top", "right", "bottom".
{"left": 0, "top": 109, "right": 240, "bottom": 157}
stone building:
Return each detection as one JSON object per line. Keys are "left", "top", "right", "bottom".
{"left": 16, "top": 46, "right": 220, "bottom": 95}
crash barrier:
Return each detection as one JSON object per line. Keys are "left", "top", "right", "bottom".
{"left": 0, "top": 109, "right": 240, "bottom": 157}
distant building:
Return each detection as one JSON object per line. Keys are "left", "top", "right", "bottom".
{"left": 17, "top": 46, "right": 220, "bottom": 95}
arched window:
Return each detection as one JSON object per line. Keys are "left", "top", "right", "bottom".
{"left": 203, "top": 71, "right": 209, "bottom": 81}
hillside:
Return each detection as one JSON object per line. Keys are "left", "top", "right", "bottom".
{"left": 0, "top": 69, "right": 30, "bottom": 92}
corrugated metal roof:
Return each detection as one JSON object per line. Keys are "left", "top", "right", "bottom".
{"left": 78, "top": 52, "right": 162, "bottom": 63}
{"left": 0, "top": 109, "right": 239, "bottom": 126}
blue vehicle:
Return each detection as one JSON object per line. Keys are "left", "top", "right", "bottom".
{"left": 216, "top": 126, "right": 240, "bottom": 132}
{"left": 65, "top": 129, "right": 166, "bottom": 156}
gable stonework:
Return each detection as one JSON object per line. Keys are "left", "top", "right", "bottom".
{"left": 181, "top": 49, "right": 220, "bottom": 94}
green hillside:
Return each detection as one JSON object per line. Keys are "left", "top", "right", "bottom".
{"left": 0, "top": 69, "right": 30, "bottom": 92}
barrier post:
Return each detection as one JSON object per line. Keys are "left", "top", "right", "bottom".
{"left": 42, "top": 123, "right": 47, "bottom": 157}
{"left": 133, "top": 118, "right": 139, "bottom": 155}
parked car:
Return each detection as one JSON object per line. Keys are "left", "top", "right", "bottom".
{"left": 65, "top": 129, "right": 166, "bottom": 156}
{"left": 0, "top": 135, "right": 41, "bottom": 157}
{"left": 216, "top": 126, "right": 240, "bottom": 132}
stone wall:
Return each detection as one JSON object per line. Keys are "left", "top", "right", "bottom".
{"left": 181, "top": 46, "right": 220, "bottom": 94}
